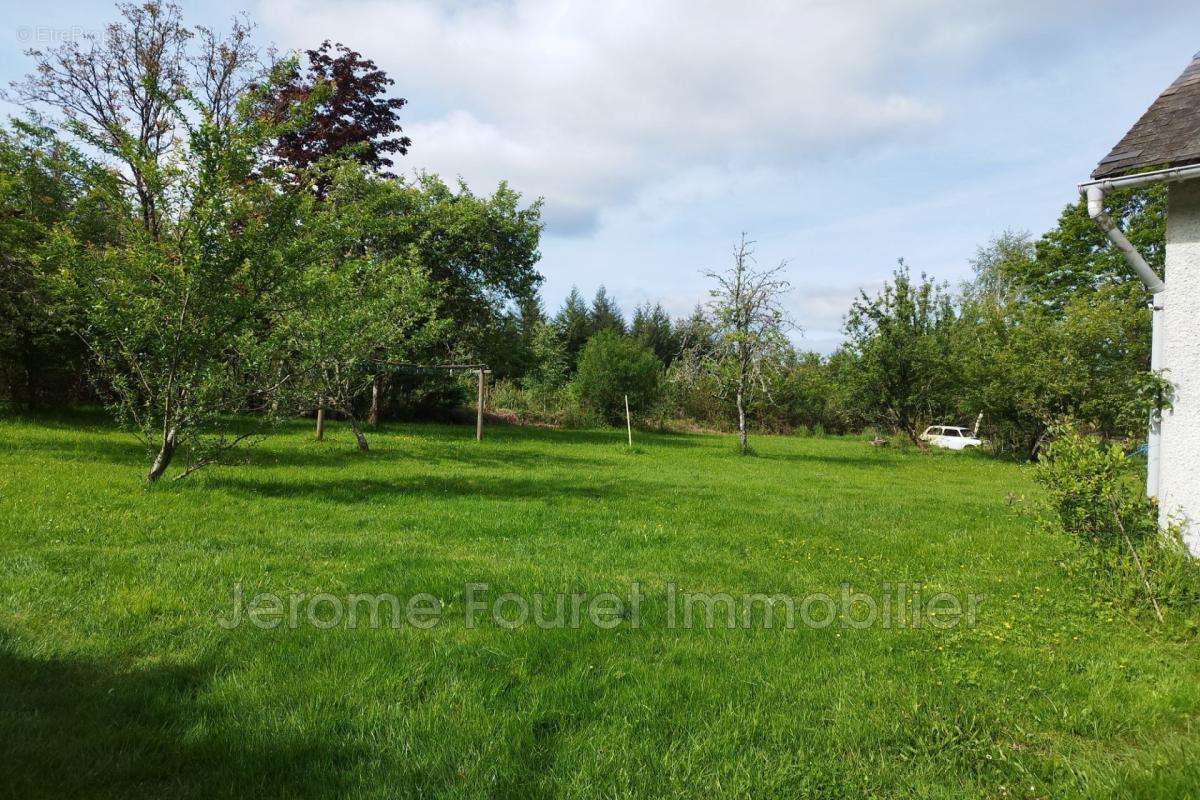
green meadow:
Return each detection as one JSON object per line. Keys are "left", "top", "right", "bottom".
{"left": 1, "top": 412, "right": 1198, "bottom": 798}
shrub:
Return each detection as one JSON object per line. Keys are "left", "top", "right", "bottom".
{"left": 1034, "top": 421, "right": 1199, "bottom": 621}
{"left": 573, "top": 331, "right": 662, "bottom": 425}
{"left": 659, "top": 358, "right": 725, "bottom": 429}
{"left": 488, "top": 379, "right": 598, "bottom": 428}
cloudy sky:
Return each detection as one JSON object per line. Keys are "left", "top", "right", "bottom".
{"left": 3, "top": 1, "right": 1199, "bottom": 351}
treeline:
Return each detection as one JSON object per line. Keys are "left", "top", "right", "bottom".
{"left": 492, "top": 192, "right": 1165, "bottom": 460}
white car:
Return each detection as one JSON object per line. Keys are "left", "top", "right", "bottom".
{"left": 920, "top": 425, "right": 983, "bottom": 450}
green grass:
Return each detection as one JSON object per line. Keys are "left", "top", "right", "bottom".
{"left": 1, "top": 411, "right": 1198, "bottom": 799}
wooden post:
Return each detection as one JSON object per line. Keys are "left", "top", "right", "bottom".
{"left": 476, "top": 368, "right": 484, "bottom": 442}
{"left": 625, "top": 394, "right": 633, "bottom": 448}
{"left": 315, "top": 403, "right": 325, "bottom": 441}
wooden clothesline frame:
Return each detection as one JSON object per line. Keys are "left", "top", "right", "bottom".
{"left": 371, "top": 360, "right": 493, "bottom": 441}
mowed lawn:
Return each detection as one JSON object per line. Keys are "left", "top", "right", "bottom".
{"left": 1, "top": 412, "right": 1198, "bottom": 799}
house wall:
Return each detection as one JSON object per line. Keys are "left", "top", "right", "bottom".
{"left": 1162, "top": 181, "right": 1200, "bottom": 554}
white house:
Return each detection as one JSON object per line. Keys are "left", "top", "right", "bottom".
{"left": 1082, "top": 52, "right": 1200, "bottom": 554}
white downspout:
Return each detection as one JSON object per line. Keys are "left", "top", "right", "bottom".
{"left": 1084, "top": 185, "right": 1165, "bottom": 293}
{"left": 1082, "top": 184, "right": 1165, "bottom": 497}
{"left": 1149, "top": 301, "right": 1164, "bottom": 497}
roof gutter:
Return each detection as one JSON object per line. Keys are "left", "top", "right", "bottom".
{"left": 1080, "top": 161, "right": 1200, "bottom": 193}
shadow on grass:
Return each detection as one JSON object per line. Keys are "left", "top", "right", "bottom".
{"left": 205, "top": 473, "right": 647, "bottom": 505}
{"left": 244, "top": 439, "right": 614, "bottom": 473}
{"left": 0, "top": 405, "right": 113, "bottom": 430}
{"left": 1, "top": 434, "right": 148, "bottom": 466}
{"left": 0, "top": 632, "right": 357, "bottom": 799}
{"left": 3, "top": 415, "right": 731, "bottom": 508}
{"left": 755, "top": 448, "right": 906, "bottom": 469}
{"left": 404, "top": 420, "right": 714, "bottom": 450}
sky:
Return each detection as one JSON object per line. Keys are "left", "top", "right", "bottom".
{"left": 3, "top": 0, "right": 1199, "bottom": 352}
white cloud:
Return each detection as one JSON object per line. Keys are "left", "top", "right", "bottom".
{"left": 257, "top": 0, "right": 1002, "bottom": 234}
{"left": 403, "top": 109, "right": 634, "bottom": 233}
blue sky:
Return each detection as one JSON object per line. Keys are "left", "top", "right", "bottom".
{"left": 3, "top": 0, "right": 1198, "bottom": 352}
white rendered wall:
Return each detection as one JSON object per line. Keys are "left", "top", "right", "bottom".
{"left": 1162, "top": 181, "right": 1200, "bottom": 554}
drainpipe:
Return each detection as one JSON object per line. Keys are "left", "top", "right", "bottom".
{"left": 1149, "top": 300, "right": 1164, "bottom": 497}
{"left": 1079, "top": 182, "right": 1167, "bottom": 497}
{"left": 1082, "top": 185, "right": 1164, "bottom": 293}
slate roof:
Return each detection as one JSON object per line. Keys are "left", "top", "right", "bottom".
{"left": 1092, "top": 52, "right": 1200, "bottom": 179}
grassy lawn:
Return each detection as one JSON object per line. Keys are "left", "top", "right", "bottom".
{"left": 1, "top": 411, "right": 1198, "bottom": 799}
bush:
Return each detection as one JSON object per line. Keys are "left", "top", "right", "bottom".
{"left": 1034, "top": 422, "right": 1199, "bottom": 621}
{"left": 659, "top": 358, "right": 725, "bottom": 429}
{"left": 489, "top": 378, "right": 604, "bottom": 429}
{"left": 573, "top": 331, "right": 662, "bottom": 425}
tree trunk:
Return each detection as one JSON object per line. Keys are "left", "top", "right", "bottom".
{"left": 315, "top": 403, "right": 325, "bottom": 440}
{"left": 736, "top": 390, "right": 748, "bottom": 454}
{"left": 368, "top": 375, "right": 381, "bottom": 427}
{"left": 897, "top": 412, "right": 928, "bottom": 452}
{"left": 147, "top": 427, "right": 177, "bottom": 483}
{"left": 348, "top": 415, "right": 369, "bottom": 452}
{"left": 905, "top": 426, "right": 929, "bottom": 452}
{"left": 1030, "top": 428, "right": 1051, "bottom": 462}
